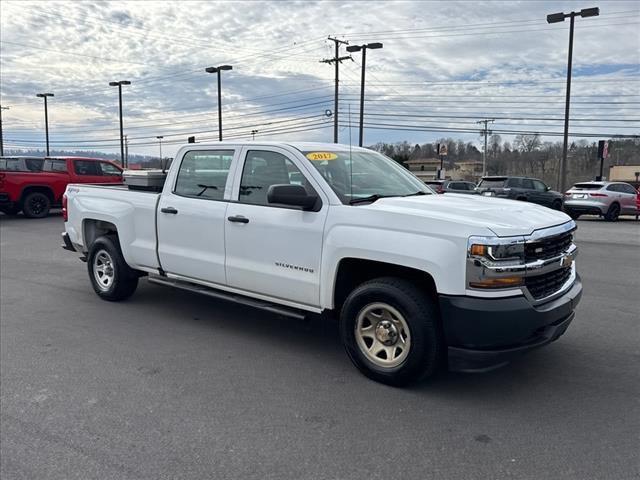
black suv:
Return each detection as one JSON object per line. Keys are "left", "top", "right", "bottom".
{"left": 476, "top": 176, "right": 564, "bottom": 210}
{"left": 424, "top": 180, "right": 478, "bottom": 194}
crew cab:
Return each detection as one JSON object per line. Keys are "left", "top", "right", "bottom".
{"left": 0, "top": 156, "right": 122, "bottom": 217}
{"left": 62, "top": 142, "right": 582, "bottom": 385}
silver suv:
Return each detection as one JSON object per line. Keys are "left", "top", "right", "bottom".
{"left": 564, "top": 181, "right": 638, "bottom": 221}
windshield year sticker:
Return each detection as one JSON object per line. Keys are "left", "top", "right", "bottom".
{"left": 306, "top": 152, "right": 338, "bottom": 161}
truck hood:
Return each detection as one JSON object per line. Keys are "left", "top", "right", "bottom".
{"left": 364, "top": 193, "right": 571, "bottom": 237}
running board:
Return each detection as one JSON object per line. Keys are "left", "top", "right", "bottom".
{"left": 147, "top": 276, "right": 307, "bottom": 320}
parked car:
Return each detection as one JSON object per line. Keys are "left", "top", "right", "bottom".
{"left": 476, "top": 176, "right": 564, "bottom": 210}
{"left": 424, "top": 179, "right": 478, "bottom": 194}
{"left": 62, "top": 142, "right": 581, "bottom": 386}
{"left": 563, "top": 181, "right": 638, "bottom": 221}
{"left": 0, "top": 156, "right": 122, "bottom": 218}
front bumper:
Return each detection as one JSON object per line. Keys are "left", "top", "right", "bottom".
{"left": 440, "top": 275, "right": 582, "bottom": 372}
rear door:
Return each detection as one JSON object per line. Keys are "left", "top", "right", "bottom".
{"left": 224, "top": 146, "right": 328, "bottom": 307}
{"left": 72, "top": 159, "right": 104, "bottom": 184}
{"left": 157, "top": 148, "right": 237, "bottom": 285}
{"left": 617, "top": 183, "right": 638, "bottom": 214}
{"left": 531, "top": 179, "right": 552, "bottom": 206}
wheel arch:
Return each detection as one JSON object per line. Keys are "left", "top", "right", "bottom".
{"left": 83, "top": 218, "right": 119, "bottom": 252}
{"left": 20, "top": 185, "right": 55, "bottom": 203}
{"left": 331, "top": 257, "right": 438, "bottom": 312}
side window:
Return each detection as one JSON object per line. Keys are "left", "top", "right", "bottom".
{"left": 239, "top": 150, "right": 311, "bottom": 206}
{"left": 606, "top": 184, "right": 620, "bottom": 192}
{"left": 25, "top": 158, "right": 44, "bottom": 171}
{"left": 521, "top": 179, "right": 534, "bottom": 189}
{"left": 174, "top": 150, "right": 234, "bottom": 200}
{"left": 51, "top": 160, "right": 68, "bottom": 172}
{"left": 100, "top": 162, "right": 121, "bottom": 176}
{"left": 621, "top": 184, "right": 636, "bottom": 195}
{"left": 2, "top": 159, "right": 21, "bottom": 171}
{"left": 507, "top": 178, "right": 521, "bottom": 188}
{"left": 532, "top": 180, "right": 547, "bottom": 192}
{"left": 74, "top": 160, "right": 101, "bottom": 176}
{"left": 44, "top": 159, "right": 68, "bottom": 172}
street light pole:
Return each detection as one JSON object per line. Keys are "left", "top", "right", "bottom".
{"left": 0, "top": 105, "right": 8, "bottom": 156}
{"left": 547, "top": 7, "right": 599, "bottom": 192}
{"left": 36, "top": 93, "right": 54, "bottom": 155}
{"left": 109, "top": 80, "right": 131, "bottom": 168}
{"left": 205, "top": 65, "right": 233, "bottom": 141}
{"left": 346, "top": 43, "right": 383, "bottom": 147}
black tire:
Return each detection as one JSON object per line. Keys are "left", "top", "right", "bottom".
{"left": 566, "top": 210, "right": 581, "bottom": 220}
{"left": 22, "top": 192, "right": 51, "bottom": 218}
{"left": 339, "top": 277, "right": 443, "bottom": 386}
{"left": 551, "top": 200, "right": 563, "bottom": 211}
{"left": 516, "top": 196, "right": 527, "bottom": 201}
{"left": 87, "top": 235, "right": 139, "bottom": 301}
{"left": 604, "top": 203, "right": 620, "bottom": 222}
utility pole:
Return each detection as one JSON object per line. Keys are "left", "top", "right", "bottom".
{"left": 251, "top": 129, "right": 258, "bottom": 141}
{"left": 320, "top": 37, "right": 350, "bottom": 143}
{"left": 0, "top": 105, "right": 8, "bottom": 156}
{"left": 477, "top": 119, "right": 494, "bottom": 176}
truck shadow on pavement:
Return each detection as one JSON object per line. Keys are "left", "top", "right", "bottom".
{"left": 130, "top": 278, "right": 575, "bottom": 399}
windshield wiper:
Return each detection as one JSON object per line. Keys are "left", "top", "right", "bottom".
{"left": 349, "top": 194, "right": 393, "bottom": 205}
{"left": 403, "top": 191, "right": 429, "bottom": 197}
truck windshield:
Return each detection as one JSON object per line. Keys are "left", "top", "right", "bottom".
{"left": 302, "top": 150, "right": 430, "bottom": 204}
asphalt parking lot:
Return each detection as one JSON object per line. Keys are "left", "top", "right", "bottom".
{"left": 1, "top": 213, "right": 639, "bottom": 480}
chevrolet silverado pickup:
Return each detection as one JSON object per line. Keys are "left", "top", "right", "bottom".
{"left": 62, "top": 142, "right": 582, "bottom": 385}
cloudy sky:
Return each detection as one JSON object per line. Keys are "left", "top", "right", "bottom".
{"left": 1, "top": 0, "right": 639, "bottom": 159}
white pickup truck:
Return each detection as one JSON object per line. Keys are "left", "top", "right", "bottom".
{"left": 62, "top": 142, "right": 582, "bottom": 385}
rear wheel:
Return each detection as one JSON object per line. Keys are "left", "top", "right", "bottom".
{"left": 339, "top": 277, "right": 443, "bottom": 386}
{"left": 87, "top": 236, "right": 139, "bottom": 301}
{"left": 604, "top": 203, "right": 620, "bottom": 222}
{"left": 22, "top": 192, "right": 50, "bottom": 218}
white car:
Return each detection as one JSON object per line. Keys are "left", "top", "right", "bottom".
{"left": 62, "top": 142, "right": 582, "bottom": 385}
{"left": 563, "top": 181, "right": 638, "bottom": 221}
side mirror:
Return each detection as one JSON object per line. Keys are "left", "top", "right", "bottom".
{"left": 546, "top": 186, "right": 551, "bottom": 191}
{"left": 267, "top": 184, "right": 318, "bottom": 210}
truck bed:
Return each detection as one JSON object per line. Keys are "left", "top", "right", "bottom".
{"left": 65, "top": 183, "right": 161, "bottom": 271}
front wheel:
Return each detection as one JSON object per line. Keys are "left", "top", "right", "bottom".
{"left": 552, "top": 200, "right": 563, "bottom": 211}
{"left": 87, "top": 236, "right": 139, "bottom": 301}
{"left": 339, "top": 277, "right": 443, "bottom": 386}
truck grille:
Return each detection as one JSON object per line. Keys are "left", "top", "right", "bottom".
{"left": 525, "top": 231, "right": 573, "bottom": 262}
{"left": 525, "top": 267, "right": 572, "bottom": 300}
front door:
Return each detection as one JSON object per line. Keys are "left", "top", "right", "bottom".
{"left": 157, "top": 149, "right": 236, "bottom": 285}
{"left": 224, "top": 147, "right": 327, "bottom": 307}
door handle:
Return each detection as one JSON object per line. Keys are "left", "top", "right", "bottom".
{"left": 161, "top": 207, "right": 178, "bottom": 214}
{"left": 227, "top": 215, "right": 249, "bottom": 224}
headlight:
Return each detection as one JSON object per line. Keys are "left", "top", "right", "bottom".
{"left": 467, "top": 236, "right": 526, "bottom": 289}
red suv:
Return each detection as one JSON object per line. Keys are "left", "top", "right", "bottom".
{"left": 0, "top": 156, "right": 123, "bottom": 218}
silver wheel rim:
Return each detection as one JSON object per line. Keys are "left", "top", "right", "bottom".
{"left": 93, "top": 249, "right": 115, "bottom": 291}
{"left": 355, "top": 303, "right": 411, "bottom": 368}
